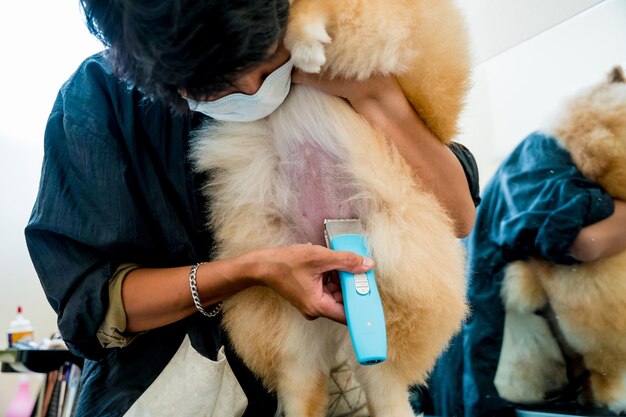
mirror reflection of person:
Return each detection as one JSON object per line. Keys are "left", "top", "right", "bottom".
{"left": 423, "top": 130, "right": 626, "bottom": 417}
{"left": 24, "top": 1, "right": 478, "bottom": 416}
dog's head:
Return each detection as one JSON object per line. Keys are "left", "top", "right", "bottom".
{"left": 549, "top": 65, "right": 626, "bottom": 200}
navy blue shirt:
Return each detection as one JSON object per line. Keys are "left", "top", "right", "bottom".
{"left": 25, "top": 52, "right": 480, "bottom": 417}
{"left": 426, "top": 132, "right": 615, "bottom": 417}
{"left": 25, "top": 52, "right": 243, "bottom": 416}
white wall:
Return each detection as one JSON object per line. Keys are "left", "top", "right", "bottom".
{"left": 0, "top": 0, "right": 102, "bottom": 409}
{"left": 457, "top": 0, "right": 626, "bottom": 184}
{"left": 1, "top": 0, "right": 625, "bottom": 412}
{"left": 458, "top": 0, "right": 604, "bottom": 64}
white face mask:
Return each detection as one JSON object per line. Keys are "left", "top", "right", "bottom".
{"left": 185, "top": 60, "right": 293, "bottom": 122}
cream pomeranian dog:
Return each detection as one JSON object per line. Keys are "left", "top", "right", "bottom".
{"left": 500, "top": 66, "right": 626, "bottom": 414}
{"left": 190, "top": 1, "right": 471, "bottom": 415}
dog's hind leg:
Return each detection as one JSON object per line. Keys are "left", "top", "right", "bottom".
{"left": 354, "top": 363, "right": 417, "bottom": 417}
{"left": 277, "top": 368, "right": 329, "bottom": 417}
{"left": 276, "top": 321, "right": 339, "bottom": 417}
{"left": 501, "top": 260, "right": 548, "bottom": 313}
{"left": 589, "top": 368, "right": 626, "bottom": 414}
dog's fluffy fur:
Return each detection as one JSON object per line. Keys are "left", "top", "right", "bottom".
{"left": 191, "top": 1, "right": 471, "bottom": 415}
{"left": 500, "top": 66, "right": 626, "bottom": 413}
{"left": 284, "top": 0, "right": 471, "bottom": 144}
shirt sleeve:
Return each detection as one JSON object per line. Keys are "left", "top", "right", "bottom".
{"left": 97, "top": 263, "right": 141, "bottom": 349}
{"left": 489, "top": 133, "right": 614, "bottom": 264}
{"left": 25, "top": 55, "right": 207, "bottom": 360}
{"left": 449, "top": 142, "right": 481, "bottom": 207}
{"left": 26, "top": 101, "right": 132, "bottom": 359}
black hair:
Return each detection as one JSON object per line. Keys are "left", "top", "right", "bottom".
{"left": 80, "top": 0, "right": 289, "bottom": 109}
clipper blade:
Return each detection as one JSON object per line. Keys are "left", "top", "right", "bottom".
{"left": 323, "top": 219, "right": 364, "bottom": 246}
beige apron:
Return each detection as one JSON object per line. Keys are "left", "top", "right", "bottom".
{"left": 124, "top": 335, "right": 247, "bottom": 417}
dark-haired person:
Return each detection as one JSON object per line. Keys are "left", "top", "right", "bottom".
{"left": 25, "top": 1, "right": 479, "bottom": 415}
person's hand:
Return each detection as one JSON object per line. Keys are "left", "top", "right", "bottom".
{"left": 246, "top": 244, "right": 374, "bottom": 324}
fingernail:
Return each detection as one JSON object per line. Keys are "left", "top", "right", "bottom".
{"left": 362, "top": 258, "right": 374, "bottom": 268}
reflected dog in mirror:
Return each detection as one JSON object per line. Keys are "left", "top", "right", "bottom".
{"left": 499, "top": 66, "right": 626, "bottom": 414}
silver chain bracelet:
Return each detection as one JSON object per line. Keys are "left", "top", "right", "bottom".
{"left": 189, "top": 262, "right": 223, "bottom": 318}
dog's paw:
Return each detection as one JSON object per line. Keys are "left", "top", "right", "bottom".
{"left": 608, "top": 402, "right": 626, "bottom": 415}
{"left": 285, "top": 22, "right": 332, "bottom": 73}
{"left": 606, "top": 391, "right": 626, "bottom": 415}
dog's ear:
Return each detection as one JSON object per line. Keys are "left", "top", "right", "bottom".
{"left": 608, "top": 66, "right": 625, "bottom": 83}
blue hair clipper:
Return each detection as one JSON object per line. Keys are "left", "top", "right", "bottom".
{"left": 324, "top": 219, "right": 387, "bottom": 365}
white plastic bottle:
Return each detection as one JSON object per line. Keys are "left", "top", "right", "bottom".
{"left": 7, "top": 306, "right": 34, "bottom": 347}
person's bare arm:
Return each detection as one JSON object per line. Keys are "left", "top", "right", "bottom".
{"left": 569, "top": 199, "right": 626, "bottom": 262}
{"left": 121, "top": 244, "right": 374, "bottom": 332}
{"left": 292, "top": 71, "right": 475, "bottom": 237}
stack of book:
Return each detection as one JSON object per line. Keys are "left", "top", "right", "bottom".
{"left": 34, "top": 362, "right": 82, "bottom": 417}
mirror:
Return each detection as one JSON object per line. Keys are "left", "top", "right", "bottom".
{"left": 458, "top": 0, "right": 626, "bottom": 184}
{"left": 416, "top": 1, "right": 626, "bottom": 416}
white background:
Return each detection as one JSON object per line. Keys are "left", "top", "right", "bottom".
{"left": 1, "top": 0, "right": 625, "bottom": 410}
